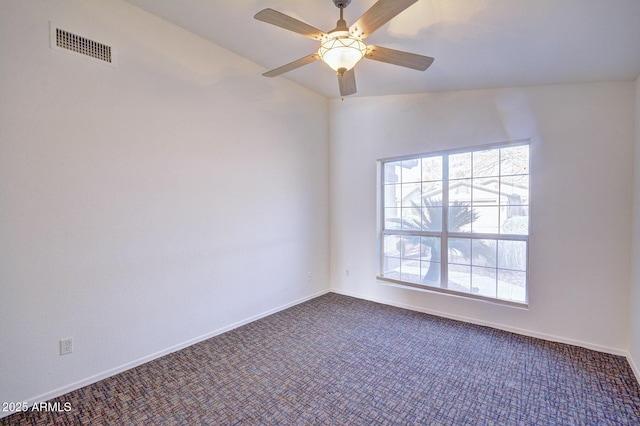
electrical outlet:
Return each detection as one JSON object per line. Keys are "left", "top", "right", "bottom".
{"left": 346, "top": 269, "right": 350, "bottom": 277}
{"left": 307, "top": 272, "right": 312, "bottom": 282}
{"left": 60, "top": 338, "right": 73, "bottom": 355}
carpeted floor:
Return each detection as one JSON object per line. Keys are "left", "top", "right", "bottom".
{"left": 3, "top": 293, "right": 640, "bottom": 425}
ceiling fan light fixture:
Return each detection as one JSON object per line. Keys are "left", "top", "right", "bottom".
{"left": 318, "top": 33, "right": 366, "bottom": 72}
{"left": 255, "top": 0, "right": 432, "bottom": 97}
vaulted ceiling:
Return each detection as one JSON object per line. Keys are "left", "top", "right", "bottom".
{"left": 125, "top": 0, "right": 640, "bottom": 98}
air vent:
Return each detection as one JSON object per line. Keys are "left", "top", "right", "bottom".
{"left": 50, "top": 23, "right": 116, "bottom": 67}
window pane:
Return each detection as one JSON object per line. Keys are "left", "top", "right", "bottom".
{"left": 500, "top": 175, "right": 529, "bottom": 206}
{"left": 472, "top": 178, "right": 499, "bottom": 205}
{"left": 384, "top": 184, "right": 401, "bottom": 208}
{"left": 384, "top": 208, "right": 400, "bottom": 230}
{"left": 421, "top": 261, "right": 440, "bottom": 287}
{"left": 472, "top": 239, "right": 496, "bottom": 267}
{"left": 418, "top": 237, "right": 442, "bottom": 285}
{"left": 473, "top": 149, "right": 500, "bottom": 177}
{"left": 421, "top": 205, "right": 442, "bottom": 232}
{"left": 449, "top": 178, "right": 472, "bottom": 204}
{"left": 497, "top": 270, "right": 526, "bottom": 303}
{"left": 501, "top": 145, "right": 529, "bottom": 176}
{"left": 448, "top": 238, "right": 471, "bottom": 265}
{"left": 420, "top": 237, "right": 441, "bottom": 262}
{"left": 382, "top": 256, "right": 400, "bottom": 279}
{"left": 384, "top": 161, "right": 401, "bottom": 184}
{"left": 500, "top": 209, "right": 529, "bottom": 235}
{"left": 448, "top": 264, "right": 471, "bottom": 293}
{"left": 448, "top": 205, "right": 473, "bottom": 233}
{"left": 500, "top": 174, "right": 529, "bottom": 235}
{"left": 422, "top": 182, "right": 442, "bottom": 203}
{"left": 422, "top": 156, "right": 442, "bottom": 182}
{"left": 401, "top": 183, "right": 421, "bottom": 207}
{"left": 471, "top": 266, "right": 497, "bottom": 298}
{"left": 383, "top": 235, "right": 401, "bottom": 257}
{"left": 400, "top": 207, "right": 421, "bottom": 230}
{"left": 401, "top": 159, "right": 422, "bottom": 183}
{"left": 402, "top": 236, "right": 421, "bottom": 259}
{"left": 401, "top": 259, "right": 421, "bottom": 284}
{"left": 498, "top": 240, "right": 527, "bottom": 271}
{"left": 472, "top": 206, "right": 500, "bottom": 234}
{"left": 450, "top": 152, "right": 472, "bottom": 179}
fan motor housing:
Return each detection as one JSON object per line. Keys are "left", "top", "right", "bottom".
{"left": 333, "top": 0, "right": 351, "bottom": 8}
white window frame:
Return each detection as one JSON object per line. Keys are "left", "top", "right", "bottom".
{"left": 377, "top": 139, "right": 530, "bottom": 307}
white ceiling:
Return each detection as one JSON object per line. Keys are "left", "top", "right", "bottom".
{"left": 124, "top": 0, "right": 640, "bottom": 99}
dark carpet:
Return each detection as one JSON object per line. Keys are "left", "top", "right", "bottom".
{"left": 3, "top": 293, "right": 640, "bottom": 425}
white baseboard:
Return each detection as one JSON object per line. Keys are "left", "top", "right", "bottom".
{"left": 330, "top": 288, "right": 628, "bottom": 357}
{"left": 1, "top": 289, "right": 329, "bottom": 420}
{"left": 628, "top": 351, "right": 640, "bottom": 384}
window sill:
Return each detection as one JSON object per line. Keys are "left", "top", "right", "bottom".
{"left": 376, "top": 276, "right": 529, "bottom": 309}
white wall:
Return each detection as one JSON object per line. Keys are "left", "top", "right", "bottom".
{"left": 0, "top": 0, "right": 329, "bottom": 410}
{"left": 630, "top": 76, "right": 640, "bottom": 377}
{"left": 329, "top": 82, "right": 635, "bottom": 353}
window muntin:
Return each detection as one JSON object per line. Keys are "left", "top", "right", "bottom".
{"left": 378, "top": 141, "right": 529, "bottom": 305}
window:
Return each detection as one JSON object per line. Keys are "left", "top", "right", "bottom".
{"left": 378, "top": 141, "right": 530, "bottom": 306}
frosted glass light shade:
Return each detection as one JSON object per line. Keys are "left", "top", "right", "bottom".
{"left": 318, "top": 35, "right": 366, "bottom": 72}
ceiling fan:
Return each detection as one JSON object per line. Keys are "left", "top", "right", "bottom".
{"left": 254, "top": 0, "right": 434, "bottom": 97}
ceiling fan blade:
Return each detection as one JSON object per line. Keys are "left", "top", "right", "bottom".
{"left": 365, "top": 45, "right": 434, "bottom": 71}
{"left": 349, "top": 0, "right": 418, "bottom": 39}
{"left": 337, "top": 68, "right": 357, "bottom": 97}
{"left": 262, "top": 53, "right": 319, "bottom": 77}
{"left": 254, "top": 8, "right": 326, "bottom": 40}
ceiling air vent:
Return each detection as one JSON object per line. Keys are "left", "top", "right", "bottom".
{"left": 50, "top": 23, "right": 116, "bottom": 67}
